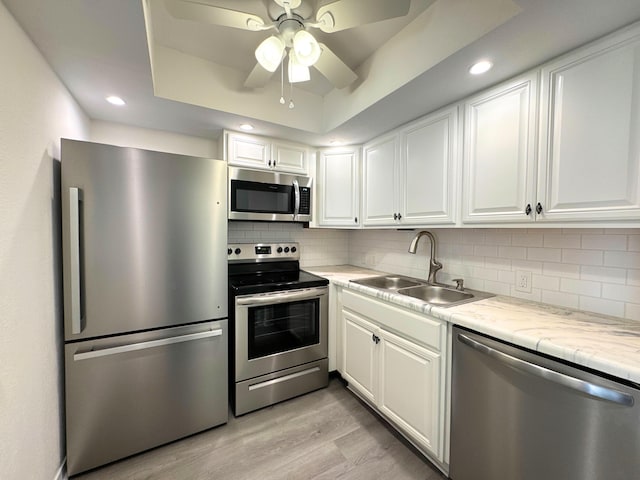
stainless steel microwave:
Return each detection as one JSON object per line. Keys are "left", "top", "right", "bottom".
{"left": 228, "top": 167, "right": 312, "bottom": 222}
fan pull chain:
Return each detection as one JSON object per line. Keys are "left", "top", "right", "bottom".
{"left": 279, "top": 60, "right": 285, "bottom": 105}
{"left": 289, "top": 81, "right": 294, "bottom": 109}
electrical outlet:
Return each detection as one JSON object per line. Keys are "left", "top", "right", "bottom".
{"left": 515, "top": 270, "right": 532, "bottom": 293}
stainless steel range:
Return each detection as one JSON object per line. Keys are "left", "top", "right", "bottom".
{"left": 228, "top": 242, "right": 329, "bottom": 415}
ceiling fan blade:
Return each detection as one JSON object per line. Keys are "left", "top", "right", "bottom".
{"left": 165, "top": 0, "right": 267, "bottom": 31}
{"left": 313, "top": 43, "right": 357, "bottom": 89}
{"left": 244, "top": 63, "right": 276, "bottom": 88}
{"left": 315, "top": 0, "right": 411, "bottom": 33}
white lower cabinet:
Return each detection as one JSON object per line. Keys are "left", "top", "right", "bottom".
{"left": 340, "top": 289, "right": 448, "bottom": 467}
{"left": 378, "top": 328, "right": 441, "bottom": 456}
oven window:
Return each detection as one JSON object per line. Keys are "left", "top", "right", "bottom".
{"left": 247, "top": 298, "right": 319, "bottom": 359}
{"left": 231, "top": 180, "right": 293, "bottom": 214}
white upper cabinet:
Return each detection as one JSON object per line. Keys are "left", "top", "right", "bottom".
{"left": 362, "top": 133, "right": 399, "bottom": 226}
{"left": 316, "top": 147, "right": 360, "bottom": 227}
{"left": 462, "top": 73, "right": 538, "bottom": 223}
{"left": 362, "top": 106, "right": 458, "bottom": 227}
{"left": 225, "top": 131, "right": 309, "bottom": 175}
{"left": 401, "top": 106, "right": 458, "bottom": 225}
{"left": 537, "top": 27, "right": 640, "bottom": 222}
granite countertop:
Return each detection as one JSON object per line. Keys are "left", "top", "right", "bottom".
{"left": 305, "top": 265, "right": 640, "bottom": 385}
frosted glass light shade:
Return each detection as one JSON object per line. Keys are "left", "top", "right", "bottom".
{"left": 288, "top": 52, "right": 310, "bottom": 83}
{"left": 292, "top": 30, "right": 321, "bottom": 67}
{"left": 255, "top": 36, "right": 285, "bottom": 72}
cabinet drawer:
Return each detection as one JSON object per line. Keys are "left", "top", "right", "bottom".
{"left": 343, "top": 289, "right": 443, "bottom": 351}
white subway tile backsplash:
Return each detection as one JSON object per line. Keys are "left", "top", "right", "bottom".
{"left": 581, "top": 266, "right": 626, "bottom": 284}
{"left": 562, "top": 249, "right": 603, "bottom": 266}
{"left": 543, "top": 262, "right": 581, "bottom": 279}
{"left": 601, "top": 284, "right": 640, "bottom": 303}
{"left": 543, "top": 234, "right": 581, "bottom": 249}
{"left": 532, "top": 274, "right": 560, "bottom": 291}
{"left": 625, "top": 303, "right": 640, "bottom": 321}
{"left": 581, "top": 234, "right": 627, "bottom": 251}
{"left": 628, "top": 235, "right": 640, "bottom": 252}
{"left": 527, "top": 247, "right": 562, "bottom": 263}
{"left": 560, "top": 278, "right": 601, "bottom": 297}
{"left": 604, "top": 251, "right": 640, "bottom": 269}
{"left": 512, "top": 232, "right": 543, "bottom": 247}
{"left": 579, "top": 296, "right": 625, "bottom": 317}
{"left": 542, "top": 290, "right": 580, "bottom": 309}
{"left": 627, "top": 270, "right": 640, "bottom": 286}
{"left": 341, "top": 227, "right": 640, "bottom": 320}
{"left": 498, "top": 246, "right": 527, "bottom": 260}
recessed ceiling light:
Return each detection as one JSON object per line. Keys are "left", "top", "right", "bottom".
{"left": 469, "top": 60, "right": 493, "bottom": 75}
{"left": 239, "top": 123, "right": 254, "bottom": 131}
{"left": 106, "top": 95, "right": 126, "bottom": 106}
{"left": 329, "top": 140, "right": 343, "bottom": 146}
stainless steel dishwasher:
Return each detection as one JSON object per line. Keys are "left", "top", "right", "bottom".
{"left": 450, "top": 326, "right": 639, "bottom": 480}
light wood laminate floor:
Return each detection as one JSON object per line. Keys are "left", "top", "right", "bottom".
{"left": 74, "top": 378, "right": 447, "bottom": 480}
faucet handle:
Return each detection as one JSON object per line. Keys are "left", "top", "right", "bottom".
{"left": 452, "top": 278, "right": 464, "bottom": 291}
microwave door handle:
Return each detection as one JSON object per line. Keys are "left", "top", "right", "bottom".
{"left": 293, "top": 179, "right": 300, "bottom": 219}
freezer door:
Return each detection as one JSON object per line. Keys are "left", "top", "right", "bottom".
{"left": 61, "top": 139, "right": 227, "bottom": 340}
{"left": 65, "top": 320, "right": 228, "bottom": 477}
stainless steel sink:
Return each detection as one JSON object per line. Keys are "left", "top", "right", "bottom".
{"left": 398, "top": 284, "right": 474, "bottom": 305}
{"left": 351, "top": 275, "right": 425, "bottom": 290}
{"left": 350, "top": 274, "right": 494, "bottom": 307}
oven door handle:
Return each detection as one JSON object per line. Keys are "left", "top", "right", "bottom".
{"left": 236, "top": 287, "right": 326, "bottom": 306}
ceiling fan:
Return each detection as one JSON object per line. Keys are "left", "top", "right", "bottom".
{"left": 164, "top": 0, "right": 412, "bottom": 90}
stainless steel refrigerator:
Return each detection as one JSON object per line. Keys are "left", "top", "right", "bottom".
{"left": 61, "top": 139, "right": 228, "bottom": 476}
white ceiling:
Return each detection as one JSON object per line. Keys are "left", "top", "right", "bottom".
{"left": 4, "top": 0, "right": 640, "bottom": 146}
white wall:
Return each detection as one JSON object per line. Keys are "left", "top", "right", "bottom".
{"left": 349, "top": 228, "right": 640, "bottom": 320}
{"left": 0, "top": 3, "right": 90, "bottom": 480}
{"left": 91, "top": 120, "right": 218, "bottom": 158}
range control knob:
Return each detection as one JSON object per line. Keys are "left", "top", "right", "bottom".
{"left": 284, "top": 247, "right": 290, "bottom": 253}
{"left": 234, "top": 248, "right": 241, "bottom": 255}
{"left": 277, "top": 246, "right": 283, "bottom": 253}
{"left": 291, "top": 246, "right": 297, "bottom": 253}
{"left": 227, "top": 248, "right": 232, "bottom": 255}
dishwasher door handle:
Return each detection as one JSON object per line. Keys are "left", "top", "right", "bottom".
{"left": 457, "top": 333, "right": 634, "bottom": 407}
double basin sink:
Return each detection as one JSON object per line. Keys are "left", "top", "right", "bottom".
{"left": 350, "top": 275, "right": 493, "bottom": 307}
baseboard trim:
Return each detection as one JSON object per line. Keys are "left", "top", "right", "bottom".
{"left": 54, "top": 457, "right": 67, "bottom": 480}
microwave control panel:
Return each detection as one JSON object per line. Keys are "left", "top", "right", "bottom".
{"left": 299, "top": 187, "right": 311, "bottom": 215}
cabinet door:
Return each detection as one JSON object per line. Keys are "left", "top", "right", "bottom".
{"left": 537, "top": 29, "right": 640, "bottom": 221}
{"left": 378, "top": 328, "right": 443, "bottom": 461}
{"left": 227, "top": 133, "right": 270, "bottom": 169}
{"left": 401, "top": 106, "right": 458, "bottom": 225}
{"left": 362, "top": 134, "right": 399, "bottom": 226}
{"left": 317, "top": 148, "right": 360, "bottom": 227}
{"left": 462, "top": 74, "right": 538, "bottom": 223}
{"left": 272, "top": 141, "right": 308, "bottom": 174}
{"left": 342, "top": 309, "right": 377, "bottom": 403}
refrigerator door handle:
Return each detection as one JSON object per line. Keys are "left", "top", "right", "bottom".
{"left": 73, "top": 329, "right": 224, "bottom": 361}
{"left": 458, "top": 333, "right": 634, "bottom": 406}
{"left": 69, "top": 187, "right": 83, "bottom": 334}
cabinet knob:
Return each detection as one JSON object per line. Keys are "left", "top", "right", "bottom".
{"left": 268, "top": 160, "right": 272, "bottom": 167}
{"left": 536, "top": 203, "right": 543, "bottom": 214}
{"left": 525, "top": 204, "right": 532, "bottom": 215}
{"left": 398, "top": 213, "right": 402, "bottom": 220}
{"left": 393, "top": 213, "right": 398, "bottom": 220}
{"left": 355, "top": 217, "right": 358, "bottom": 224}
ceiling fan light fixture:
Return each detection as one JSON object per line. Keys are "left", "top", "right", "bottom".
{"left": 255, "top": 35, "right": 285, "bottom": 72}
{"left": 288, "top": 52, "right": 310, "bottom": 83}
{"left": 316, "top": 11, "right": 335, "bottom": 32}
{"left": 292, "top": 30, "right": 321, "bottom": 67}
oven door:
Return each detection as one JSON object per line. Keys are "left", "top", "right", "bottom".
{"left": 234, "top": 287, "right": 328, "bottom": 382}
